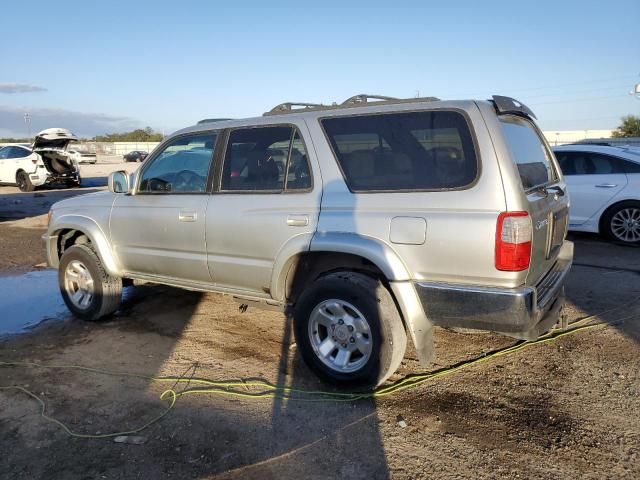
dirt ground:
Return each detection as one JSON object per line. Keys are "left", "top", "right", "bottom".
{"left": 0, "top": 184, "right": 638, "bottom": 479}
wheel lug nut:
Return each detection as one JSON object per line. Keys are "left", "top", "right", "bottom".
{"left": 348, "top": 325, "right": 354, "bottom": 332}
{"left": 338, "top": 319, "right": 344, "bottom": 325}
{"left": 331, "top": 324, "right": 335, "bottom": 330}
{"left": 350, "top": 337, "right": 355, "bottom": 343}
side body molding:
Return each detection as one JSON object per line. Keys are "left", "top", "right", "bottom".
{"left": 47, "top": 215, "right": 121, "bottom": 276}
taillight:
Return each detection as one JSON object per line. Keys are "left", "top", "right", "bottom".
{"left": 495, "top": 212, "right": 532, "bottom": 271}
{"left": 32, "top": 159, "right": 38, "bottom": 164}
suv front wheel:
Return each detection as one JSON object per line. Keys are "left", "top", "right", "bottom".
{"left": 293, "top": 272, "right": 407, "bottom": 388}
{"left": 58, "top": 244, "right": 123, "bottom": 321}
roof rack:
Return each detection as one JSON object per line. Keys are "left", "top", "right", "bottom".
{"left": 263, "top": 94, "right": 441, "bottom": 116}
{"left": 266, "top": 102, "right": 327, "bottom": 115}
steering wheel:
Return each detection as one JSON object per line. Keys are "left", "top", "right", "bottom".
{"left": 173, "top": 170, "right": 205, "bottom": 192}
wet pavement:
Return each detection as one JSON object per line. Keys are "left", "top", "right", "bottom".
{"left": 0, "top": 270, "right": 68, "bottom": 335}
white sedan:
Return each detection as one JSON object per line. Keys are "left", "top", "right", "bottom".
{"left": 553, "top": 144, "right": 640, "bottom": 245}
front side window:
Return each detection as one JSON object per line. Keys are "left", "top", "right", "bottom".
{"left": 221, "top": 126, "right": 311, "bottom": 192}
{"left": 499, "top": 116, "right": 557, "bottom": 190}
{"left": 321, "top": 111, "right": 478, "bottom": 191}
{"left": 138, "top": 133, "right": 216, "bottom": 193}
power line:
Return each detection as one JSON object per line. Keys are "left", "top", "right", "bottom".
{"left": 529, "top": 94, "right": 630, "bottom": 106}
{"left": 440, "top": 73, "right": 638, "bottom": 98}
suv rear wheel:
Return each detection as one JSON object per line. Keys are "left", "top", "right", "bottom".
{"left": 16, "top": 171, "right": 35, "bottom": 192}
{"left": 293, "top": 272, "right": 406, "bottom": 388}
{"left": 602, "top": 201, "right": 640, "bottom": 246}
{"left": 59, "top": 244, "right": 123, "bottom": 321}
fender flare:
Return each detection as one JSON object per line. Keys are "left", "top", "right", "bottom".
{"left": 270, "top": 231, "right": 412, "bottom": 302}
{"left": 49, "top": 215, "right": 121, "bottom": 276}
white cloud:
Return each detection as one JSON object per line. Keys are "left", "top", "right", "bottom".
{"left": 0, "top": 105, "right": 141, "bottom": 138}
{"left": 0, "top": 83, "right": 47, "bottom": 94}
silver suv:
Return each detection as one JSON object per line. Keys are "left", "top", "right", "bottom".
{"left": 44, "top": 94, "right": 573, "bottom": 387}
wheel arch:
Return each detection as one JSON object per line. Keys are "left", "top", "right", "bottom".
{"left": 270, "top": 232, "right": 411, "bottom": 303}
{"left": 48, "top": 216, "right": 121, "bottom": 276}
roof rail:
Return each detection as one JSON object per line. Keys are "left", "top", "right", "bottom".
{"left": 263, "top": 94, "right": 441, "bottom": 116}
{"left": 267, "top": 102, "right": 326, "bottom": 115}
{"left": 341, "top": 94, "right": 400, "bottom": 105}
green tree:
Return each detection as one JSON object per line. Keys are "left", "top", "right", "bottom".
{"left": 93, "top": 127, "right": 163, "bottom": 142}
{"left": 611, "top": 115, "right": 640, "bottom": 138}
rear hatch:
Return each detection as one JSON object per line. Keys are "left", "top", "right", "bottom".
{"left": 32, "top": 128, "right": 79, "bottom": 174}
{"left": 498, "top": 115, "right": 569, "bottom": 286}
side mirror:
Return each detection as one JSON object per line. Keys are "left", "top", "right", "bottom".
{"left": 108, "top": 170, "right": 130, "bottom": 193}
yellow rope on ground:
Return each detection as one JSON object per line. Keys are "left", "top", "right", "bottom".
{"left": 0, "top": 308, "right": 634, "bottom": 439}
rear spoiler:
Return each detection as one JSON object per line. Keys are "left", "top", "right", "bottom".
{"left": 491, "top": 95, "right": 537, "bottom": 120}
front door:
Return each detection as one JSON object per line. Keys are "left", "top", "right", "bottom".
{"left": 205, "top": 124, "right": 320, "bottom": 295}
{"left": 109, "top": 132, "right": 219, "bottom": 284}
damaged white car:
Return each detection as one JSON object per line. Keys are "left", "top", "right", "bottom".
{"left": 0, "top": 128, "right": 82, "bottom": 192}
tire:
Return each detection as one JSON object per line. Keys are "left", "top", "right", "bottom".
{"left": 16, "top": 171, "right": 34, "bottom": 192}
{"left": 293, "top": 272, "right": 407, "bottom": 388}
{"left": 58, "top": 244, "right": 123, "bottom": 321}
{"left": 601, "top": 201, "right": 640, "bottom": 246}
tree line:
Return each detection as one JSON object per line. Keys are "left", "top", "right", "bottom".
{"left": 0, "top": 127, "right": 163, "bottom": 143}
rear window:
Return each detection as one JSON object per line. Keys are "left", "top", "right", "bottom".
{"left": 499, "top": 116, "right": 557, "bottom": 190}
{"left": 321, "top": 111, "right": 478, "bottom": 191}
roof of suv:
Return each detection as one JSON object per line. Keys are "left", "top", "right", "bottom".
{"left": 175, "top": 98, "right": 486, "bottom": 138}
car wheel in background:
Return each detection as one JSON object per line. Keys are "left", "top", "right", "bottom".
{"left": 293, "top": 271, "right": 407, "bottom": 388}
{"left": 58, "top": 244, "right": 123, "bottom": 321}
{"left": 602, "top": 201, "right": 640, "bottom": 246}
{"left": 16, "top": 171, "right": 35, "bottom": 192}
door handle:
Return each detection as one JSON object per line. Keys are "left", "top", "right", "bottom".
{"left": 595, "top": 184, "right": 618, "bottom": 188}
{"left": 178, "top": 211, "right": 197, "bottom": 222}
{"left": 287, "top": 214, "right": 309, "bottom": 227}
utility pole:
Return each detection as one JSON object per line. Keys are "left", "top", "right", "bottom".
{"left": 24, "top": 112, "right": 31, "bottom": 140}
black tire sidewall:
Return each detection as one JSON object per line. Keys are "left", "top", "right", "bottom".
{"left": 293, "top": 273, "right": 398, "bottom": 387}
{"left": 17, "top": 171, "right": 32, "bottom": 192}
{"left": 59, "top": 245, "right": 108, "bottom": 320}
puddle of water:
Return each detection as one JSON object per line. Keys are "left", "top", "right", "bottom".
{"left": 0, "top": 270, "right": 69, "bottom": 335}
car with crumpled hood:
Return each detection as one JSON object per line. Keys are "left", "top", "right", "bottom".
{"left": 0, "top": 128, "right": 81, "bottom": 191}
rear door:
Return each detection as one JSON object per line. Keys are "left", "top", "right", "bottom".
{"left": 555, "top": 151, "right": 628, "bottom": 226}
{"left": 499, "top": 116, "right": 569, "bottom": 285}
{"left": 205, "top": 123, "right": 320, "bottom": 295}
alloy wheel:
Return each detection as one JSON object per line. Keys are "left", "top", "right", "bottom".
{"left": 611, "top": 207, "right": 640, "bottom": 243}
{"left": 308, "top": 299, "right": 372, "bottom": 373}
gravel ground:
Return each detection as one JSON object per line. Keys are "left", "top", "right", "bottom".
{"left": 0, "top": 186, "right": 638, "bottom": 479}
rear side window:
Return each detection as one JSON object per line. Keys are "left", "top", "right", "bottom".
{"left": 221, "top": 126, "right": 311, "bottom": 192}
{"left": 499, "top": 116, "right": 557, "bottom": 190}
{"left": 321, "top": 111, "right": 478, "bottom": 191}
{"left": 556, "top": 151, "right": 640, "bottom": 175}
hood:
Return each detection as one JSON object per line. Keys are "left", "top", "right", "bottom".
{"left": 32, "top": 128, "right": 78, "bottom": 150}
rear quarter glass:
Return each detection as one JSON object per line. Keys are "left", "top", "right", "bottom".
{"left": 321, "top": 110, "right": 478, "bottom": 192}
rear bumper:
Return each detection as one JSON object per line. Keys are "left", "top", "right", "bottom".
{"left": 415, "top": 240, "right": 573, "bottom": 340}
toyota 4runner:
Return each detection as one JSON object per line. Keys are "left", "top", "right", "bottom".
{"left": 44, "top": 94, "right": 573, "bottom": 387}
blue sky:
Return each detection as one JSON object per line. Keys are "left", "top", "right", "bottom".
{"left": 0, "top": 0, "right": 638, "bottom": 138}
